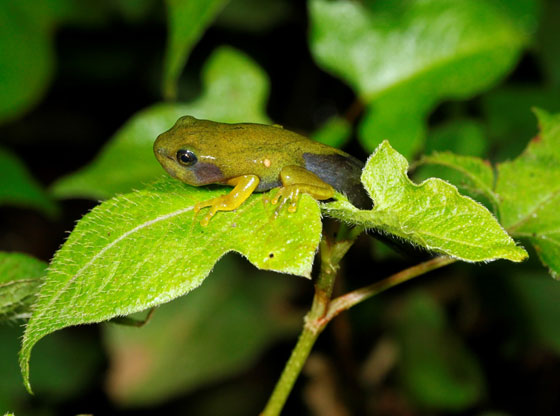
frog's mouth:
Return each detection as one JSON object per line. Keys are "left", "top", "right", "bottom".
{"left": 153, "top": 146, "right": 177, "bottom": 177}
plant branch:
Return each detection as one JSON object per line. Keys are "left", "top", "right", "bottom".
{"left": 323, "top": 256, "right": 455, "bottom": 323}
{"left": 262, "top": 243, "right": 455, "bottom": 415}
{"left": 261, "top": 230, "right": 356, "bottom": 416}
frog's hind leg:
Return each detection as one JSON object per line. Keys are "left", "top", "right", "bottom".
{"left": 271, "top": 165, "right": 335, "bottom": 213}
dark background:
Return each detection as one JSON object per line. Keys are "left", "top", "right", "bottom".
{"left": 1, "top": 0, "right": 560, "bottom": 415}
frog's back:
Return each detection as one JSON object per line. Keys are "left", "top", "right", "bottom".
{"left": 184, "top": 119, "right": 371, "bottom": 209}
{"left": 233, "top": 123, "right": 371, "bottom": 209}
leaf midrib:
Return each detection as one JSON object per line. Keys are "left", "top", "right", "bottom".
{"left": 506, "top": 187, "right": 560, "bottom": 234}
{"left": 31, "top": 205, "right": 195, "bottom": 326}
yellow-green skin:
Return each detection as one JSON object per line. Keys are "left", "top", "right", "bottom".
{"left": 154, "top": 116, "right": 369, "bottom": 224}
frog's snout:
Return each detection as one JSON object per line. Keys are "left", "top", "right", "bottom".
{"left": 154, "top": 141, "right": 174, "bottom": 163}
{"left": 159, "top": 148, "right": 174, "bottom": 162}
{"left": 154, "top": 145, "right": 166, "bottom": 157}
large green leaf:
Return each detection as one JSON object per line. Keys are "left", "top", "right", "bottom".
{"left": 392, "top": 292, "right": 485, "bottom": 410}
{"left": 322, "top": 141, "right": 526, "bottom": 262}
{"left": 419, "top": 109, "right": 560, "bottom": 278}
{"left": 495, "top": 110, "right": 560, "bottom": 278}
{"left": 309, "top": 0, "right": 538, "bottom": 157}
{"left": 162, "top": 0, "right": 229, "bottom": 99}
{"left": 104, "top": 255, "right": 300, "bottom": 406}
{"left": 20, "top": 176, "right": 322, "bottom": 392}
{"left": 0, "top": 147, "right": 58, "bottom": 217}
{"left": 51, "top": 46, "right": 270, "bottom": 200}
{"left": 0, "top": 252, "right": 46, "bottom": 322}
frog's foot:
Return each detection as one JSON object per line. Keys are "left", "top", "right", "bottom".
{"left": 194, "top": 196, "right": 228, "bottom": 226}
{"left": 193, "top": 174, "right": 260, "bottom": 226}
{"left": 270, "top": 185, "right": 302, "bottom": 215}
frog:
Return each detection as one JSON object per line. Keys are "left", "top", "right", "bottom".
{"left": 153, "top": 116, "right": 370, "bottom": 225}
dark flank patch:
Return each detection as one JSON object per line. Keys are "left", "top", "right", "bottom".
{"left": 303, "top": 153, "right": 372, "bottom": 209}
{"left": 256, "top": 178, "right": 281, "bottom": 192}
{"left": 193, "top": 162, "right": 224, "bottom": 184}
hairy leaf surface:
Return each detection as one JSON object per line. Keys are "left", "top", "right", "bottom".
{"left": 418, "top": 152, "right": 498, "bottom": 209}
{"left": 496, "top": 110, "right": 560, "bottom": 277}
{"left": 322, "top": 141, "right": 526, "bottom": 262}
{"left": 0, "top": 252, "right": 46, "bottom": 322}
{"left": 20, "top": 176, "right": 321, "bottom": 391}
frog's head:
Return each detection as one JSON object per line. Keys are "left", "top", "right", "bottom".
{"left": 154, "top": 116, "right": 225, "bottom": 186}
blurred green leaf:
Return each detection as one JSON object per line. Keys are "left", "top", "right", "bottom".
{"left": 425, "top": 120, "right": 488, "bottom": 157}
{"left": 481, "top": 86, "right": 560, "bottom": 160}
{"left": 0, "top": 252, "right": 45, "bottom": 322}
{"left": 507, "top": 271, "right": 560, "bottom": 354}
{"left": 0, "top": 147, "right": 58, "bottom": 217}
{"left": 392, "top": 292, "right": 485, "bottom": 411}
{"left": 322, "top": 141, "right": 526, "bottom": 262}
{"left": 0, "top": 324, "right": 102, "bottom": 412}
{"left": 309, "top": 0, "right": 538, "bottom": 157}
{"left": 163, "top": 0, "right": 230, "bottom": 99}
{"left": 104, "top": 255, "right": 300, "bottom": 406}
{"left": 51, "top": 46, "right": 270, "bottom": 200}
{"left": 537, "top": 0, "right": 560, "bottom": 87}
{"left": 496, "top": 109, "right": 560, "bottom": 278}
{"left": 217, "top": 0, "right": 291, "bottom": 33}
{"left": 311, "top": 116, "right": 352, "bottom": 148}
{"left": 0, "top": 2, "right": 54, "bottom": 123}
{"left": 0, "top": 0, "right": 113, "bottom": 123}
{"left": 20, "top": 176, "right": 322, "bottom": 392}
{"left": 112, "top": 0, "right": 158, "bottom": 22}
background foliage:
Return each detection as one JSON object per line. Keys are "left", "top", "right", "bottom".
{"left": 1, "top": 0, "right": 560, "bottom": 415}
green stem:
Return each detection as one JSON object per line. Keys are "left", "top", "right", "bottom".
{"left": 262, "top": 246, "right": 455, "bottom": 415}
{"left": 261, "top": 233, "right": 353, "bottom": 415}
{"left": 260, "top": 325, "right": 320, "bottom": 416}
{"left": 324, "top": 256, "right": 455, "bottom": 323}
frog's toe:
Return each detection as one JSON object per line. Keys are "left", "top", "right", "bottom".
{"left": 270, "top": 186, "right": 301, "bottom": 217}
{"left": 271, "top": 192, "right": 281, "bottom": 205}
{"left": 200, "top": 211, "right": 214, "bottom": 227}
{"left": 263, "top": 194, "right": 271, "bottom": 207}
{"left": 194, "top": 198, "right": 215, "bottom": 213}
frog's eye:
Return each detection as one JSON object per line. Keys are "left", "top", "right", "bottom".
{"left": 176, "top": 149, "right": 197, "bottom": 166}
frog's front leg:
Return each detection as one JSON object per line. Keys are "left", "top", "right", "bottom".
{"left": 194, "top": 175, "right": 260, "bottom": 226}
{"left": 269, "top": 165, "right": 335, "bottom": 214}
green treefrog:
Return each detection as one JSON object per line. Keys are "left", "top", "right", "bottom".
{"left": 154, "top": 116, "right": 369, "bottom": 225}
